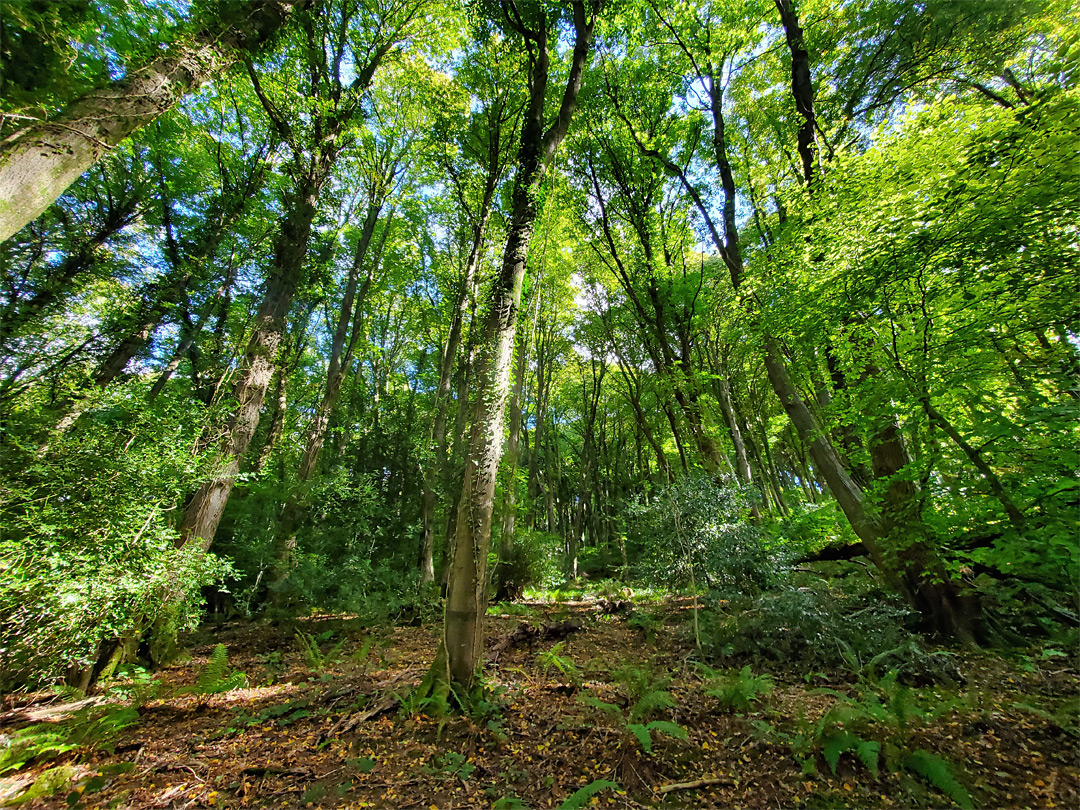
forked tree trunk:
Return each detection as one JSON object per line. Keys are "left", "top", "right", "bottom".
{"left": 437, "top": 2, "right": 598, "bottom": 693}
{"left": 0, "top": 0, "right": 298, "bottom": 242}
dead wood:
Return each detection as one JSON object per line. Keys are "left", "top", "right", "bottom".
{"left": 657, "top": 775, "right": 736, "bottom": 793}
{"left": 320, "top": 692, "right": 399, "bottom": 742}
{"left": 595, "top": 599, "right": 633, "bottom": 615}
{"left": 488, "top": 620, "right": 584, "bottom": 661}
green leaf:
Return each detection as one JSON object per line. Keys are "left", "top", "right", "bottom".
{"left": 558, "top": 780, "right": 620, "bottom": 810}
{"left": 902, "top": 750, "right": 973, "bottom": 810}
{"left": 346, "top": 757, "right": 376, "bottom": 773}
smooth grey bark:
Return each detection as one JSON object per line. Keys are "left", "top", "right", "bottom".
{"left": 0, "top": 0, "right": 299, "bottom": 243}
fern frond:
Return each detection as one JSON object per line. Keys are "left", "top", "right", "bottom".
{"left": 821, "top": 729, "right": 859, "bottom": 775}
{"left": 195, "top": 644, "right": 245, "bottom": 694}
{"left": 578, "top": 694, "right": 622, "bottom": 719}
{"left": 628, "top": 723, "right": 653, "bottom": 753}
{"left": 628, "top": 688, "right": 674, "bottom": 722}
{"left": 645, "top": 720, "right": 687, "bottom": 742}
{"left": 558, "top": 779, "right": 619, "bottom": 810}
{"left": 856, "top": 739, "right": 880, "bottom": 778}
{"left": 902, "top": 750, "right": 973, "bottom": 810}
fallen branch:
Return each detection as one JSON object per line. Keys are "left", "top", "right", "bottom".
{"left": 320, "top": 693, "right": 400, "bottom": 742}
{"left": 489, "top": 620, "right": 583, "bottom": 660}
{"left": 657, "top": 776, "right": 736, "bottom": 794}
{"left": 240, "top": 766, "right": 312, "bottom": 778}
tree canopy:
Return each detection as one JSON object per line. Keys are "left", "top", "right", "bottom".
{"left": 0, "top": 0, "right": 1077, "bottom": 804}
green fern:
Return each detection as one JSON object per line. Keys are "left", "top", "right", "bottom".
{"left": 537, "top": 642, "right": 581, "bottom": 686}
{"left": 856, "top": 739, "right": 881, "bottom": 778}
{"left": 577, "top": 694, "right": 622, "bottom": 720}
{"left": 0, "top": 726, "right": 78, "bottom": 774}
{"left": 610, "top": 663, "right": 675, "bottom": 723}
{"left": 903, "top": 750, "right": 973, "bottom": 809}
{"left": 628, "top": 688, "right": 675, "bottom": 723}
{"left": 627, "top": 720, "right": 688, "bottom": 753}
{"left": 558, "top": 779, "right": 619, "bottom": 810}
{"left": 0, "top": 704, "right": 139, "bottom": 774}
{"left": 295, "top": 630, "right": 347, "bottom": 670}
{"left": 195, "top": 644, "right": 246, "bottom": 694}
{"left": 703, "top": 665, "right": 774, "bottom": 713}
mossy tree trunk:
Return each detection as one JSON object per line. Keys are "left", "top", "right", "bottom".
{"left": 0, "top": 0, "right": 298, "bottom": 243}
{"left": 432, "top": 0, "right": 600, "bottom": 696}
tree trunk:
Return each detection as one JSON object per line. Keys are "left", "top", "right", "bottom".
{"left": 439, "top": 3, "right": 597, "bottom": 694}
{"left": 0, "top": 0, "right": 297, "bottom": 242}
{"left": 177, "top": 172, "right": 319, "bottom": 550}
{"left": 147, "top": 269, "right": 236, "bottom": 400}
{"left": 254, "top": 363, "right": 288, "bottom": 474}
{"left": 775, "top": 0, "right": 818, "bottom": 189}
{"left": 421, "top": 184, "right": 494, "bottom": 585}
{"left": 495, "top": 321, "right": 531, "bottom": 601}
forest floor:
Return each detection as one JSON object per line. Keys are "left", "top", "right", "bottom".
{"left": 1, "top": 596, "right": 1077, "bottom": 809}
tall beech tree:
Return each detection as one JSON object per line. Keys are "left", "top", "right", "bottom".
{"left": 420, "top": 39, "right": 522, "bottom": 585}
{"left": 432, "top": 0, "right": 603, "bottom": 694}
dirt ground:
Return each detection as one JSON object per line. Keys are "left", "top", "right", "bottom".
{"left": 1, "top": 599, "right": 1077, "bottom": 809}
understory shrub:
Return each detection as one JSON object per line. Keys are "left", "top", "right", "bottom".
{"left": 626, "top": 474, "right": 776, "bottom": 593}
{"left": 697, "top": 583, "right": 935, "bottom": 674}
{"left": 493, "top": 529, "right": 564, "bottom": 596}
{"left": 0, "top": 385, "right": 230, "bottom": 689}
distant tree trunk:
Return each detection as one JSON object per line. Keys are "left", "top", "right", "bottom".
{"left": 775, "top": 0, "right": 818, "bottom": 189}
{"left": 0, "top": 0, "right": 297, "bottom": 242}
{"left": 268, "top": 204, "right": 387, "bottom": 598}
{"left": 147, "top": 267, "right": 236, "bottom": 400}
{"left": 437, "top": 2, "right": 597, "bottom": 694}
{"left": 94, "top": 146, "right": 266, "bottom": 387}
